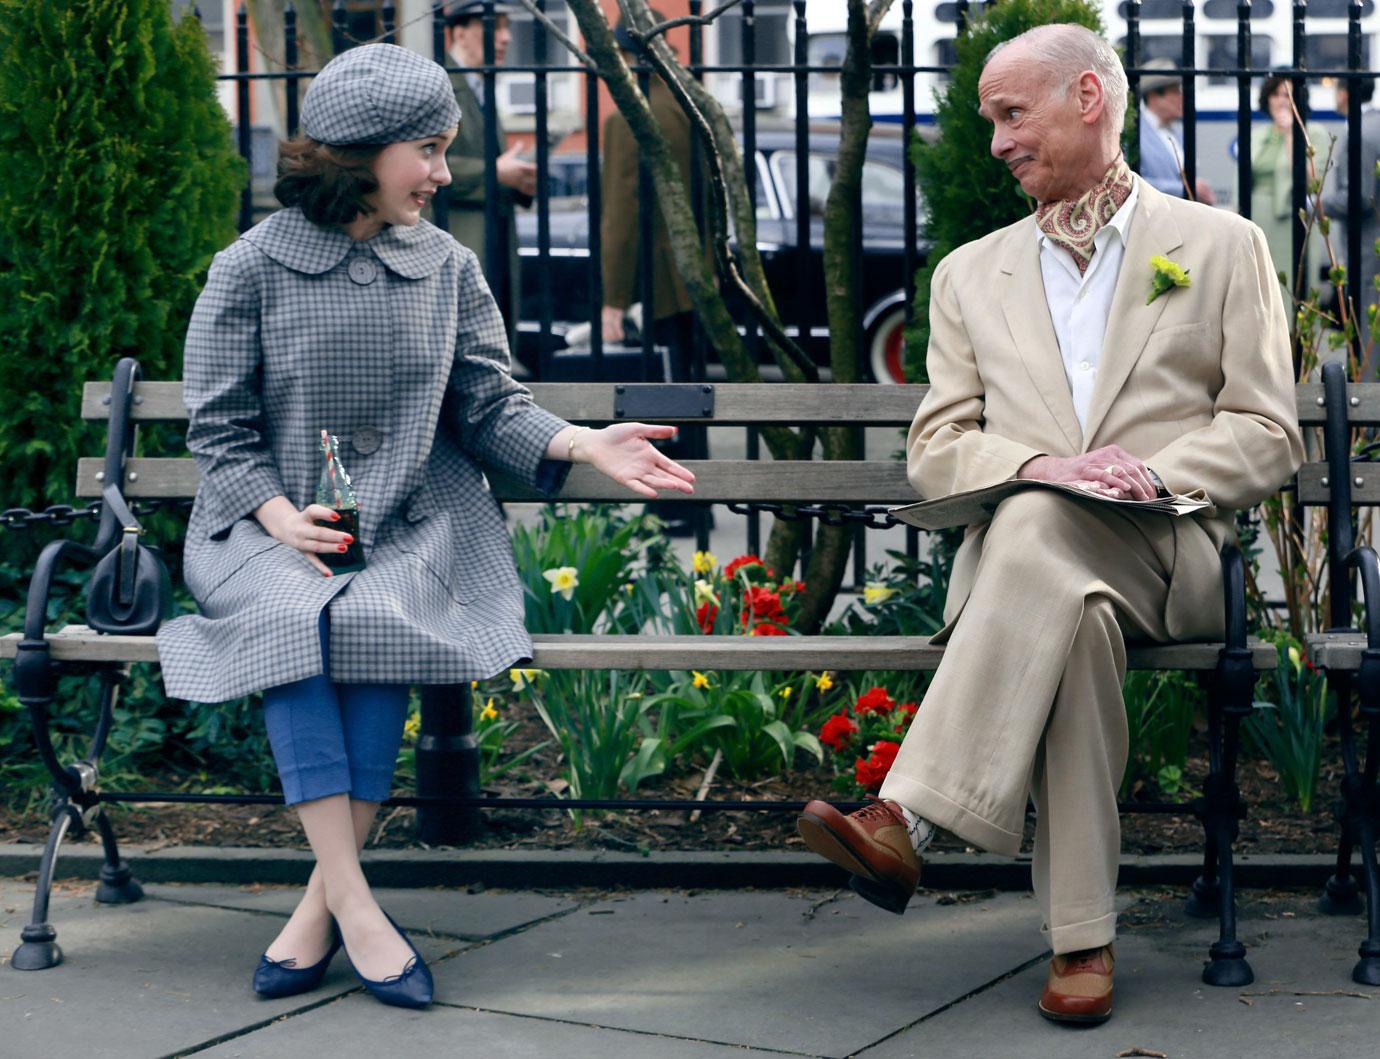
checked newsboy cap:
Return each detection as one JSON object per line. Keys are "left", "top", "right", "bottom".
{"left": 301, "top": 44, "right": 461, "bottom": 146}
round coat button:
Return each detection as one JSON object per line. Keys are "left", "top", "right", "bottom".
{"left": 352, "top": 428, "right": 382, "bottom": 455}
{"left": 347, "top": 258, "right": 378, "bottom": 286}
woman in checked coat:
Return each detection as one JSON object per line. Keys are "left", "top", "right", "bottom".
{"left": 156, "top": 44, "right": 694, "bottom": 1009}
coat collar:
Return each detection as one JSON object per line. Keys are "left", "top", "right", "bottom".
{"left": 243, "top": 207, "right": 454, "bottom": 279}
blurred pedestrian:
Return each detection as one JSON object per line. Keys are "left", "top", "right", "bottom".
{"left": 1137, "top": 57, "right": 1216, "bottom": 205}
{"left": 444, "top": 0, "right": 533, "bottom": 354}
{"left": 601, "top": 12, "right": 707, "bottom": 536}
{"left": 1246, "top": 74, "right": 1326, "bottom": 301}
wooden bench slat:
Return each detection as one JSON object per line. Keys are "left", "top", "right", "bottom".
{"left": 77, "top": 458, "right": 921, "bottom": 504}
{"left": 1304, "top": 630, "right": 1372, "bottom": 670}
{"left": 82, "top": 381, "right": 931, "bottom": 427}
{"left": 0, "top": 628, "right": 1278, "bottom": 671}
{"left": 1295, "top": 462, "right": 1380, "bottom": 506}
{"left": 1294, "top": 382, "right": 1380, "bottom": 426}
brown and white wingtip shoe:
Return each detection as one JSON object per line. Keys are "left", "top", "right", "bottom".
{"left": 797, "top": 797, "right": 921, "bottom": 914}
{"left": 1037, "top": 944, "right": 1115, "bottom": 1025}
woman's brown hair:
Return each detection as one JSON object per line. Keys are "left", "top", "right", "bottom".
{"left": 273, "top": 136, "right": 385, "bottom": 226}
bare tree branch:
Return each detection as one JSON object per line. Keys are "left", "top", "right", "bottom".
{"left": 642, "top": 0, "right": 745, "bottom": 40}
{"left": 865, "top": 0, "right": 894, "bottom": 36}
{"left": 509, "top": 0, "right": 599, "bottom": 71}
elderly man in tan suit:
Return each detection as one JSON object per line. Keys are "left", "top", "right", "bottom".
{"left": 798, "top": 23, "right": 1302, "bottom": 1025}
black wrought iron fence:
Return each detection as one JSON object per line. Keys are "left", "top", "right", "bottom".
{"left": 212, "top": 1, "right": 1380, "bottom": 381}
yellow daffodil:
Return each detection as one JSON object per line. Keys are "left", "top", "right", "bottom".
{"left": 692, "top": 670, "right": 712, "bottom": 689}
{"left": 627, "top": 691, "right": 643, "bottom": 700}
{"left": 480, "top": 697, "right": 499, "bottom": 721}
{"left": 816, "top": 673, "right": 834, "bottom": 692}
{"left": 542, "top": 565, "right": 580, "bottom": 601}
{"left": 692, "top": 550, "right": 717, "bottom": 574}
{"left": 694, "top": 578, "right": 720, "bottom": 607}
{"left": 510, "top": 667, "right": 545, "bottom": 691}
{"left": 469, "top": 680, "right": 478, "bottom": 689}
{"left": 779, "top": 686, "right": 793, "bottom": 700}
{"left": 1287, "top": 645, "right": 1302, "bottom": 672}
{"left": 403, "top": 714, "right": 421, "bottom": 742}
{"left": 862, "top": 581, "right": 895, "bottom": 606}
{"left": 624, "top": 581, "right": 636, "bottom": 594}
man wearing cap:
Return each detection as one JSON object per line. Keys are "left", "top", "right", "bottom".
{"left": 796, "top": 24, "right": 1300, "bottom": 1025}
{"left": 1138, "top": 56, "right": 1215, "bottom": 204}
{"left": 444, "top": 0, "right": 534, "bottom": 353}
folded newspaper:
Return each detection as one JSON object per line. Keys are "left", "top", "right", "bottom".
{"left": 889, "top": 479, "right": 1214, "bottom": 531}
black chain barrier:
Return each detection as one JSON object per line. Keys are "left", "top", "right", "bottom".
{"left": 0, "top": 499, "right": 192, "bottom": 532}
{"left": 725, "top": 501, "right": 902, "bottom": 531}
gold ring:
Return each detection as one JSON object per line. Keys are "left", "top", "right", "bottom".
{"left": 1104, "top": 465, "right": 1118, "bottom": 475}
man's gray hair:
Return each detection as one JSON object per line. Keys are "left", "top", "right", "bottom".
{"left": 986, "top": 24, "right": 1128, "bottom": 138}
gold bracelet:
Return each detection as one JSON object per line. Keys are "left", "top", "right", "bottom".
{"left": 566, "top": 426, "right": 590, "bottom": 462}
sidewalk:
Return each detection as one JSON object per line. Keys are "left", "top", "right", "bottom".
{"left": 4, "top": 875, "right": 1375, "bottom": 1058}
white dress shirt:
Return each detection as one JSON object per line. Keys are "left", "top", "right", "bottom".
{"left": 1037, "top": 177, "right": 1141, "bottom": 433}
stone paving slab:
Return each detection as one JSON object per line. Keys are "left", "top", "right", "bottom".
{"left": 433, "top": 889, "right": 1049, "bottom": 1056}
{"left": 0, "top": 880, "right": 462, "bottom": 1059}
{"left": 141, "top": 882, "right": 581, "bottom": 941}
{"left": 867, "top": 893, "right": 1380, "bottom": 1059}
{"left": 196, "top": 998, "right": 794, "bottom": 1058}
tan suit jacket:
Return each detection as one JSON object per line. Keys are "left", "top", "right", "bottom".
{"left": 908, "top": 181, "right": 1304, "bottom": 639}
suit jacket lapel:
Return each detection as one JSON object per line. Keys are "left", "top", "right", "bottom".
{"left": 1080, "top": 181, "right": 1184, "bottom": 445}
{"left": 999, "top": 219, "right": 1083, "bottom": 452}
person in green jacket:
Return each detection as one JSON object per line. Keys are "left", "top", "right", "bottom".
{"left": 444, "top": 0, "right": 533, "bottom": 352}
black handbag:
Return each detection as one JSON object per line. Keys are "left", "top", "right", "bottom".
{"left": 86, "top": 485, "right": 171, "bottom": 636}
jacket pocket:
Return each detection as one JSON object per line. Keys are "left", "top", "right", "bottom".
{"left": 188, "top": 521, "right": 284, "bottom": 604}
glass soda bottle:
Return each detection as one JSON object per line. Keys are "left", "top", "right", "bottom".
{"left": 314, "top": 429, "right": 366, "bottom": 572}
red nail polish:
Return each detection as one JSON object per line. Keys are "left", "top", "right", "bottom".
{"left": 331, "top": 513, "right": 341, "bottom": 522}
{"left": 343, "top": 535, "right": 354, "bottom": 543}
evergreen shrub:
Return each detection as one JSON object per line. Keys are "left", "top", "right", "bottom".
{"left": 905, "top": 0, "right": 1110, "bottom": 381}
{"left": 0, "top": 0, "right": 244, "bottom": 509}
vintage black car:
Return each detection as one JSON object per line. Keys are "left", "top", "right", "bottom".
{"left": 514, "top": 125, "right": 928, "bottom": 384}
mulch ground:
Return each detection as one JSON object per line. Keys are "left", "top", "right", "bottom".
{"left": 0, "top": 730, "right": 1343, "bottom": 859}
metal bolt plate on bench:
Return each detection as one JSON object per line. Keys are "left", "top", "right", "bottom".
{"left": 613, "top": 384, "right": 715, "bottom": 420}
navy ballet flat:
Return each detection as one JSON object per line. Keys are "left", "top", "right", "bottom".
{"left": 253, "top": 924, "right": 343, "bottom": 999}
{"left": 347, "top": 910, "right": 433, "bottom": 1009}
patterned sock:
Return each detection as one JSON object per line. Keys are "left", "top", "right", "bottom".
{"left": 896, "top": 803, "right": 935, "bottom": 854}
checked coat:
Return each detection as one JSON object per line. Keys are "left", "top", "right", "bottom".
{"left": 156, "top": 206, "right": 571, "bottom": 704}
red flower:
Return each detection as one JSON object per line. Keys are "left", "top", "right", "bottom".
{"left": 696, "top": 601, "right": 718, "bottom": 635}
{"left": 741, "top": 586, "right": 787, "bottom": 628}
{"left": 724, "top": 554, "right": 766, "bottom": 578}
{"left": 854, "top": 686, "right": 896, "bottom": 715}
{"left": 749, "top": 622, "right": 788, "bottom": 636}
{"left": 897, "top": 702, "right": 918, "bottom": 718}
{"left": 818, "top": 713, "right": 859, "bottom": 753}
{"left": 853, "top": 740, "right": 901, "bottom": 791}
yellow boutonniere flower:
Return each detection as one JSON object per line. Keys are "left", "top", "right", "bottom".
{"left": 692, "top": 550, "right": 717, "bottom": 575}
{"left": 542, "top": 565, "right": 580, "bottom": 601}
{"left": 692, "top": 670, "right": 712, "bottom": 689}
{"left": 1147, "top": 254, "right": 1191, "bottom": 304}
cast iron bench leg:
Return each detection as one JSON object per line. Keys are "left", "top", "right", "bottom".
{"left": 10, "top": 803, "right": 80, "bottom": 970}
{"left": 1324, "top": 667, "right": 1380, "bottom": 984}
{"left": 415, "top": 684, "right": 482, "bottom": 845}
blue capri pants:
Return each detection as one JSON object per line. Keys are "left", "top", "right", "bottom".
{"left": 263, "top": 610, "right": 409, "bottom": 806}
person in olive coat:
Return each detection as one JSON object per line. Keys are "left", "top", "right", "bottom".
{"left": 443, "top": 0, "right": 532, "bottom": 352}
{"left": 157, "top": 44, "right": 692, "bottom": 1010}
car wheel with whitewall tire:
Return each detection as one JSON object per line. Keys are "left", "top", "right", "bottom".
{"left": 864, "top": 299, "right": 908, "bottom": 384}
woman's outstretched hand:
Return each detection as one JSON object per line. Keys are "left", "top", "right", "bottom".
{"left": 254, "top": 496, "right": 353, "bottom": 577}
{"left": 557, "top": 423, "right": 697, "bottom": 500}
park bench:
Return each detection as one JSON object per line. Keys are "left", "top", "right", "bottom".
{"left": 1301, "top": 361, "right": 1380, "bottom": 987}
{"left": 2, "top": 357, "right": 1284, "bottom": 985}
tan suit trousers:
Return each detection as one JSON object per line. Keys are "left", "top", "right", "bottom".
{"left": 879, "top": 490, "right": 1223, "bottom": 955}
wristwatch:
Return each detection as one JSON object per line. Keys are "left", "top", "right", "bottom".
{"left": 1146, "top": 468, "right": 1168, "bottom": 497}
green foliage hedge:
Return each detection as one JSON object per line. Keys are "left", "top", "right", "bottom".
{"left": 906, "top": 0, "right": 1109, "bottom": 381}
{"left": 0, "top": 0, "right": 243, "bottom": 509}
